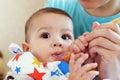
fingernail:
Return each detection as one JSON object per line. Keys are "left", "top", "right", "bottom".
{"left": 93, "top": 21, "right": 100, "bottom": 25}
{"left": 95, "top": 71, "right": 99, "bottom": 75}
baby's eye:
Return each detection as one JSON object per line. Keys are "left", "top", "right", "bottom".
{"left": 61, "top": 34, "right": 71, "bottom": 40}
{"left": 40, "top": 32, "right": 50, "bottom": 39}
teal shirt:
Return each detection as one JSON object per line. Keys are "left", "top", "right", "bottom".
{"left": 45, "top": 0, "right": 120, "bottom": 39}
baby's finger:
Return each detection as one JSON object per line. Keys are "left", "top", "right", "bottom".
{"left": 82, "top": 71, "right": 99, "bottom": 80}
{"left": 78, "top": 36, "right": 88, "bottom": 47}
{"left": 70, "top": 40, "right": 85, "bottom": 53}
{"left": 69, "top": 53, "right": 82, "bottom": 70}
{"left": 83, "top": 32, "right": 90, "bottom": 36}
{"left": 75, "top": 53, "right": 88, "bottom": 67}
{"left": 80, "top": 63, "right": 98, "bottom": 75}
{"left": 70, "top": 43, "right": 80, "bottom": 53}
{"left": 75, "top": 39, "right": 86, "bottom": 52}
{"left": 69, "top": 53, "right": 75, "bottom": 70}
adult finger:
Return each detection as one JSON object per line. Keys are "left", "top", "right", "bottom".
{"left": 89, "top": 37, "right": 120, "bottom": 50}
{"left": 92, "top": 22, "right": 100, "bottom": 31}
{"left": 99, "top": 22, "right": 120, "bottom": 34}
{"left": 92, "top": 22, "right": 120, "bottom": 34}
{"left": 89, "top": 46, "right": 110, "bottom": 57}
{"left": 86, "top": 29, "right": 120, "bottom": 44}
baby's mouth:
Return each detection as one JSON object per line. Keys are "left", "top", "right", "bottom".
{"left": 52, "top": 51, "right": 64, "bottom": 61}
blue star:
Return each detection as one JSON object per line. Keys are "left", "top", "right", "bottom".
{"left": 51, "top": 69, "right": 62, "bottom": 77}
{"left": 13, "top": 48, "right": 22, "bottom": 54}
{"left": 15, "top": 66, "right": 21, "bottom": 74}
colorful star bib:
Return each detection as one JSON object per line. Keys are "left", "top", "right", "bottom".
{"left": 6, "top": 43, "right": 69, "bottom": 80}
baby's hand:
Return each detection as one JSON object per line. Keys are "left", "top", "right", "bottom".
{"left": 62, "top": 34, "right": 89, "bottom": 62}
{"left": 69, "top": 53, "right": 99, "bottom": 80}
{"left": 70, "top": 33, "right": 89, "bottom": 53}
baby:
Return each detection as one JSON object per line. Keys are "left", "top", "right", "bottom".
{"left": 5, "top": 8, "right": 98, "bottom": 80}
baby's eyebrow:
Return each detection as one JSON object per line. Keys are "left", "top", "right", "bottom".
{"left": 62, "top": 28, "right": 73, "bottom": 32}
{"left": 59, "top": 27, "right": 73, "bottom": 34}
{"left": 37, "top": 26, "right": 73, "bottom": 34}
{"left": 37, "top": 26, "right": 51, "bottom": 32}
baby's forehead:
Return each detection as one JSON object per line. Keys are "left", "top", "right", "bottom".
{"left": 31, "top": 12, "right": 71, "bottom": 21}
{"left": 30, "top": 13, "right": 73, "bottom": 27}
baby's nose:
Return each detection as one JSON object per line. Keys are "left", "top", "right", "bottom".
{"left": 53, "top": 43, "right": 62, "bottom": 47}
{"left": 52, "top": 41, "right": 63, "bottom": 47}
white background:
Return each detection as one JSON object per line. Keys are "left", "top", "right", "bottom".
{"left": 0, "top": 0, "right": 46, "bottom": 74}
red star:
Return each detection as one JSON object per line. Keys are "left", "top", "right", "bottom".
{"left": 27, "top": 68, "right": 45, "bottom": 80}
{"left": 13, "top": 54, "right": 22, "bottom": 61}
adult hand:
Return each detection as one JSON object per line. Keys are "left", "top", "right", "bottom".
{"left": 85, "top": 22, "right": 120, "bottom": 80}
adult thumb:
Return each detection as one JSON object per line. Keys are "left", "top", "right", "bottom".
{"left": 92, "top": 22, "right": 100, "bottom": 31}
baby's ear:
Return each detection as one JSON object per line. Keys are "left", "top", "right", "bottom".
{"left": 22, "top": 42, "right": 29, "bottom": 52}
{"left": 92, "top": 22, "right": 100, "bottom": 31}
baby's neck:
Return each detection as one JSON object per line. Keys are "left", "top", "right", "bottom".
{"left": 85, "top": 0, "right": 120, "bottom": 17}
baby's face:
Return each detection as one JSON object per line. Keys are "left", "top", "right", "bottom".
{"left": 26, "top": 13, "right": 74, "bottom": 62}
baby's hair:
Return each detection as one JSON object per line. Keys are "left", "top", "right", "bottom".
{"left": 25, "top": 8, "right": 72, "bottom": 42}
